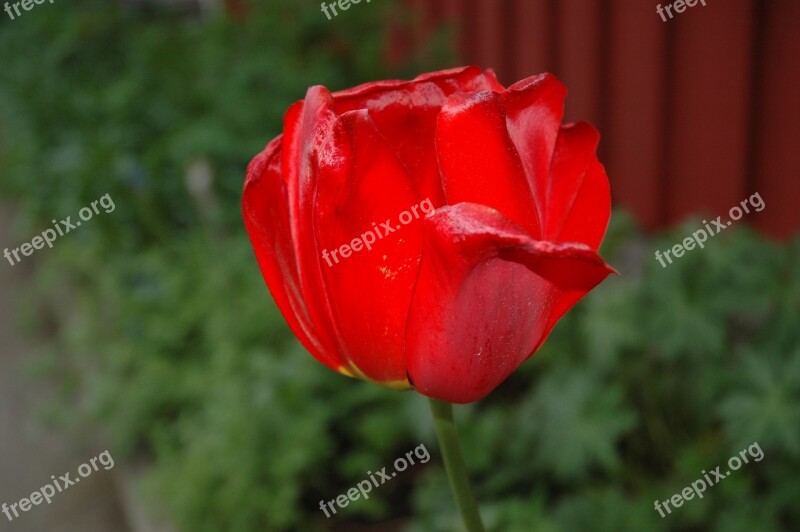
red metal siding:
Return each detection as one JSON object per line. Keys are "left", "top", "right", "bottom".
{"left": 753, "top": 0, "right": 800, "bottom": 238}
{"left": 415, "top": 0, "right": 800, "bottom": 237}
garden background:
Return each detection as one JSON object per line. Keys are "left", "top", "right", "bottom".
{"left": 1, "top": 1, "right": 799, "bottom": 531}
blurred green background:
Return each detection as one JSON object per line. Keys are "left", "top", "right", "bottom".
{"left": 1, "top": 1, "right": 799, "bottom": 531}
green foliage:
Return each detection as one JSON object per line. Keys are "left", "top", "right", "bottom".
{"left": 411, "top": 221, "right": 800, "bottom": 531}
{"left": 1, "top": 1, "right": 444, "bottom": 530}
{"left": 0, "top": 0, "right": 433, "bottom": 237}
{"left": 2, "top": 3, "right": 799, "bottom": 531}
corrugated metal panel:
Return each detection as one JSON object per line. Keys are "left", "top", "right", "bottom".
{"left": 607, "top": 0, "right": 668, "bottom": 229}
{"left": 753, "top": 0, "right": 800, "bottom": 238}
{"left": 416, "top": 0, "right": 800, "bottom": 237}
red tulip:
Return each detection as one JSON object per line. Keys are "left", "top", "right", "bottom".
{"left": 243, "top": 66, "right": 615, "bottom": 404}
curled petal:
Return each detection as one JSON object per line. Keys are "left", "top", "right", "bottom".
{"left": 406, "top": 203, "right": 615, "bottom": 403}
{"left": 437, "top": 90, "right": 541, "bottom": 237}
{"left": 544, "top": 122, "right": 611, "bottom": 249}
{"left": 333, "top": 66, "right": 503, "bottom": 206}
{"left": 502, "top": 73, "right": 567, "bottom": 225}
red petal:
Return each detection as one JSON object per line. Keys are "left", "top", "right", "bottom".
{"left": 332, "top": 66, "right": 502, "bottom": 206}
{"left": 502, "top": 73, "right": 567, "bottom": 227}
{"left": 242, "top": 135, "right": 348, "bottom": 372}
{"left": 280, "top": 86, "right": 353, "bottom": 369}
{"left": 313, "top": 109, "right": 425, "bottom": 386}
{"left": 544, "top": 122, "right": 611, "bottom": 249}
{"left": 406, "top": 203, "right": 614, "bottom": 403}
{"left": 436, "top": 90, "right": 541, "bottom": 237}
{"left": 332, "top": 66, "right": 503, "bottom": 109}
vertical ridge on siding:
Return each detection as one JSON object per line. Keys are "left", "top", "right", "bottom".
{"left": 402, "top": 0, "right": 799, "bottom": 237}
{"left": 554, "top": 0, "right": 604, "bottom": 126}
{"left": 472, "top": 0, "right": 504, "bottom": 75}
{"left": 511, "top": 0, "right": 555, "bottom": 83}
{"left": 606, "top": 0, "right": 668, "bottom": 229}
{"left": 666, "top": 0, "right": 754, "bottom": 222}
{"left": 753, "top": 0, "right": 800, "bottom": 238}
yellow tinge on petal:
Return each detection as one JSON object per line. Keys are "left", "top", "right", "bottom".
{"left": 337, "top": 363, "right": 412, "bottom": 391}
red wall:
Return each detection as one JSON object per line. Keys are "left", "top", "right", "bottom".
{"left": 407, "top": 0, "right": 800, "bottom": 237}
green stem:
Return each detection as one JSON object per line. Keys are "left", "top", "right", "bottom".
{"left": 428, "top": 398, "right": 486, "bottom": 532}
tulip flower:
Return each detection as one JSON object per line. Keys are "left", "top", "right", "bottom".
{"left": 243, "top": 66, "right": 615, "bottom": 530}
